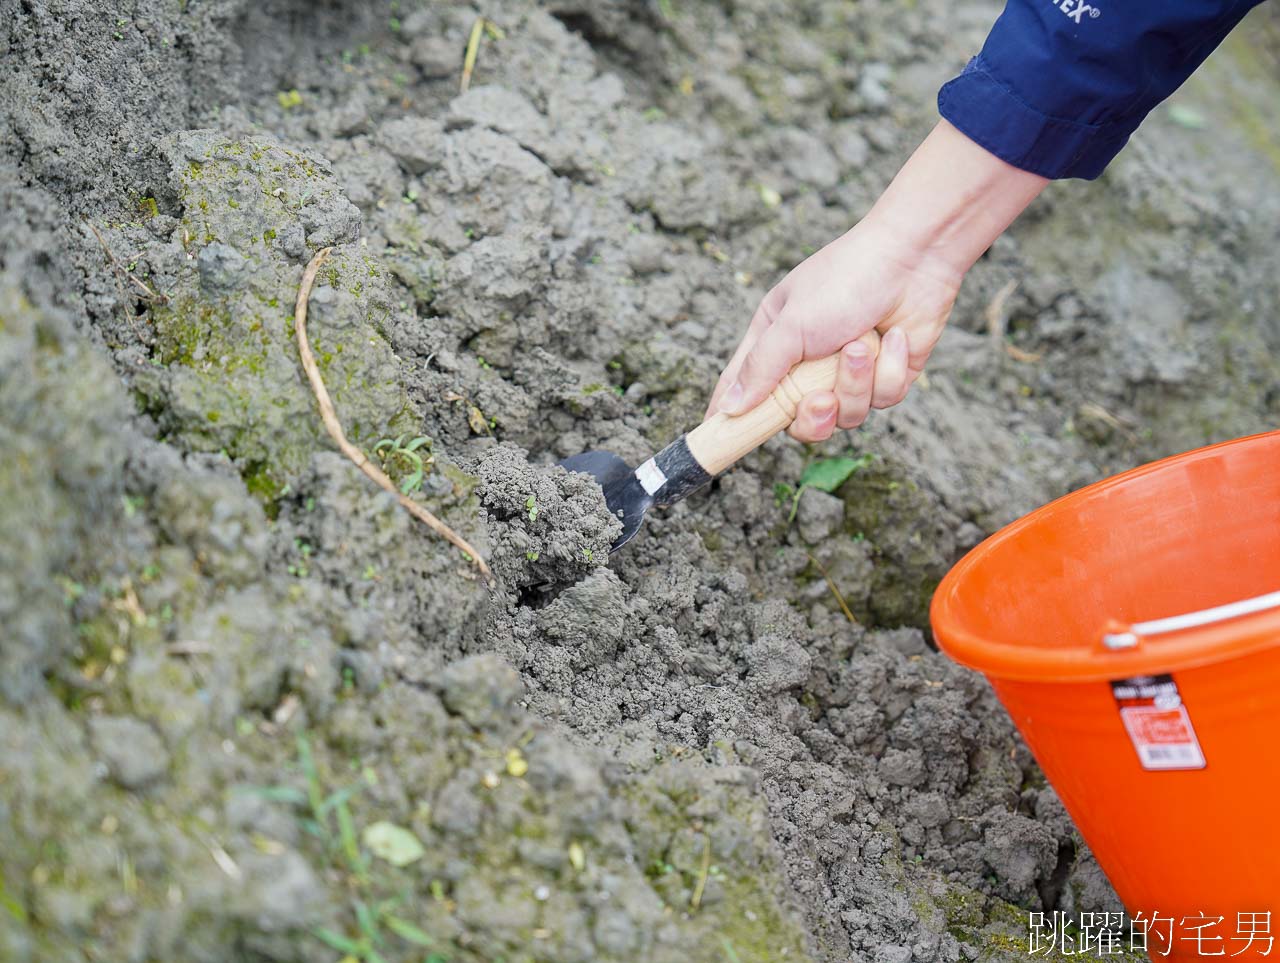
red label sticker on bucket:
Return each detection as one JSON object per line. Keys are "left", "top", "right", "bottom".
{"left": 1110, "top": 674, "right": 1206, "bottom": 771}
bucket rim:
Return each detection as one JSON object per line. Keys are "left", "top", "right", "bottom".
{"left": 931, "top": 429, "right": 1280, "bottom": 684}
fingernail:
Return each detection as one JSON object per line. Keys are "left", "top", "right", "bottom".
{"left": 887, "top": 327, "right": 908, "bottom": 352}
{"left": 814, "top": 399, "right": 837, "bottom": 425}
{"left": 722, "top": 382, "right": 744, "bottom": 413}
{"left": 844, "top": 342, "right": 872, "bottom": 369}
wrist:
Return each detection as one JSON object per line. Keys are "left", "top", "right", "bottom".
{"left": 863, "top": 119, "right": 1047, "bottom": 283}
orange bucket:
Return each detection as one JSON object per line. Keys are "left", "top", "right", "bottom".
{"left": 931, "top": 430, "right": 1280, "bottom": 960}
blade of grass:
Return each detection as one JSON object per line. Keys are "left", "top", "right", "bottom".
{"left": 383, "top": 914, "right": 435, "bottom": 947}
{"left": 0, "top": 877, "right": 27, "bottom": 923}
{"left": 315, "top": 928, "right": 362, "bottom": 954}
{"left": 336, "top": 798, "right": 368, "bottom": 883}
{"left": 297, "top": 734, "right": 328, "bottom": 837}
{"left": 787, "top": 485, "right": 806, "bottom": 523}
{"left": 318, "top": 781, "right": 365, "bottom": 816}
{"left": 355, "top": 899, "right": 381, "bottom": 946}
{"left": 242, "top": 785, "right": 308, "bottom": 806}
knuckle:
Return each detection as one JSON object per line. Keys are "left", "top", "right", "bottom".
{"left": 759, "top": 288, "right": 786, "bottom": 326}
{"left": 837, "top": 407, "right": 869, "bottom": 430}
{"left": 870, "top": 387, "right": 901, "bottom": 410}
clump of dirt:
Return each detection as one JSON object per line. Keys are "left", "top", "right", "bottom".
{"left": 2, "top": 0, "right": 1278, "bottom": 961}
{"left": 475, "top": 445, "right": 620, "bottom": 589}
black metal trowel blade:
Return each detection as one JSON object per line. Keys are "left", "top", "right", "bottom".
{"left": 560, "top": 435, "right": 713, "bottom": 552}
{"left": 558, "top": 449, "right": 653, "bottom": 551}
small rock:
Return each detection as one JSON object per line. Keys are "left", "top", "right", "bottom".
{"left": 197, "top": 242, "right": 247, "bottom": 294}
{"left": 377, "top": 117, "right": 447, "bottom": 175}
{"left": 411, "top": 36, "right": 459, "bottom": 78}
{"left": 33, "top": 886, "right": 95, "bottom": 932}
{"left": 89, "top": 716, "right": 169, "bottom": 789}
{"left": 432, "top": 777, "right": 483, "bottom": 837}
{"left": 831, "top": 122, "right": 871, "bottom": 169}
{"left": 329, "top": 95, "right": 370, "bottom": 137}
{"left": 278, "top": 222, "right": 305, "bottom": 260}
{"left": 745, "top": 634, "right": 811, "bottom": 694}
{"left": 439, "top": 653, "right": 524, "bottom": 730}
{"left": 147, "top": 214, "right": 179, "bottom": 240}
{"left": 955, "top": 522, "right": 986, "bottom": 550}
{"left": 878, "top": 747, "right": 926, "bottom": 787}
{"left": 878, "top": 627, "right": 929, "bottom": 657}
{"left": 225, "top": 786, "right": 300, "bottom": 845}
{"left": 778, "top": 127, "right": 840, "bottom": 189}
{"left": 903, "top": 791, "right": 949, "bottom": 829}
{"left": 859, "top": 62, "right": 893, "bottom": 110}
{"left": 796, "top": 488, "right": 845, "bottom": 544}
{"left": 300, "top": 194, "right": 361, "bottom": 248}
{"left": 537, "top": 568, "right": 627, "bottom": 667}
{"left": 981, "top": 808, "right": 1059, "bottom": 903}
{"left": 448, "top": 85, "right": 550, "bottom": 154}
{"left": 239, "top": 850, "right": 323, "bottom": 932}
{"left": 593, "top": 906, "right": 638, "bottom": 955}
{"left": 624, "top": 232, "right": 669, "bottom": 275}
{"left": 876, "top": 944, "right": 913, "bottom": 963}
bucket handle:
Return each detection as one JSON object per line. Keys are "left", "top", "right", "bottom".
{"left": 1102, "top": 589, "right": 1280, "bottom": 650}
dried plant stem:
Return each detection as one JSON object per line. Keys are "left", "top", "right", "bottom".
{"left": 84, "top": 220, "right": 169, "bottom": 305}
{"left": 984, "top": 278, "right": 1017, "bottom": 348}
{"left": 460, "top": 17, "right": 485, "bottom": 93}
{"left": 808, "top": 552, "right": 858, "bottom": 625}
{"left": 690, "top": 834, "right": 712, "bottom": 911}
{"left": 294, "top": 247, "right": 494, "bottom": 585}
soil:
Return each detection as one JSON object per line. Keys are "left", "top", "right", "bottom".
{"left": 2, "top": 1, "right": 1279, "bottom": 962}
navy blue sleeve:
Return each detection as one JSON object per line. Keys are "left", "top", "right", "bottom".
{"left": 938, "top": 0, "right": 1268, "bottom": 179}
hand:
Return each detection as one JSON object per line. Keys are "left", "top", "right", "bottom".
{"left": 706, "top": 120, "right": 1048, "bottom": 443}
{"left": 706, "top": 222, "right": 962, "bottom": 442}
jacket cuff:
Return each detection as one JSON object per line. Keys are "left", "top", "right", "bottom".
{"left": 938, "top": 56, "right": 1137, "bottom": 180}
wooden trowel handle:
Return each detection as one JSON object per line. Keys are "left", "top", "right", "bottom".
{"left": 686, "top": 354, "right": 841, "bottom": 476}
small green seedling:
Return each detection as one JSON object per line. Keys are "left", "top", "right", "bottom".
{"left": 288, "top": 539, "right": 313, "bottom": 578}
{"left": 525, "top": 495, "right": 538, "bottom": 523}
{"left": 373, "top": 435, "right": 431, "bottom": 494}
{"left": 778, "top": 454, "right": 874, "bottom": 522}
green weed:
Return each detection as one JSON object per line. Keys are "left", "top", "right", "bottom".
{"left": 776, "top": 453, "right": 874, "bottom": 522}
{"left": 374, "top": 434, "right": 432, "bottom": 494}
{"left": 251, "top": 735, "right": 445, "bottom": 963}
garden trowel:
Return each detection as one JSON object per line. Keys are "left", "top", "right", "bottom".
{"left": 560, "top": 353, "right": 842, "bottom": 550}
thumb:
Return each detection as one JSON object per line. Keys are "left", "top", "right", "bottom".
{"left": 717, "top": 321, "right": 802, "bottom": 416}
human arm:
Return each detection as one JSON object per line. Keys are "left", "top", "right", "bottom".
{"left": 712, "top": 0, "right": 1268, "bottom": 440}
{"left": 709, "top": 119, "right": 1046, "bottom": 439}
